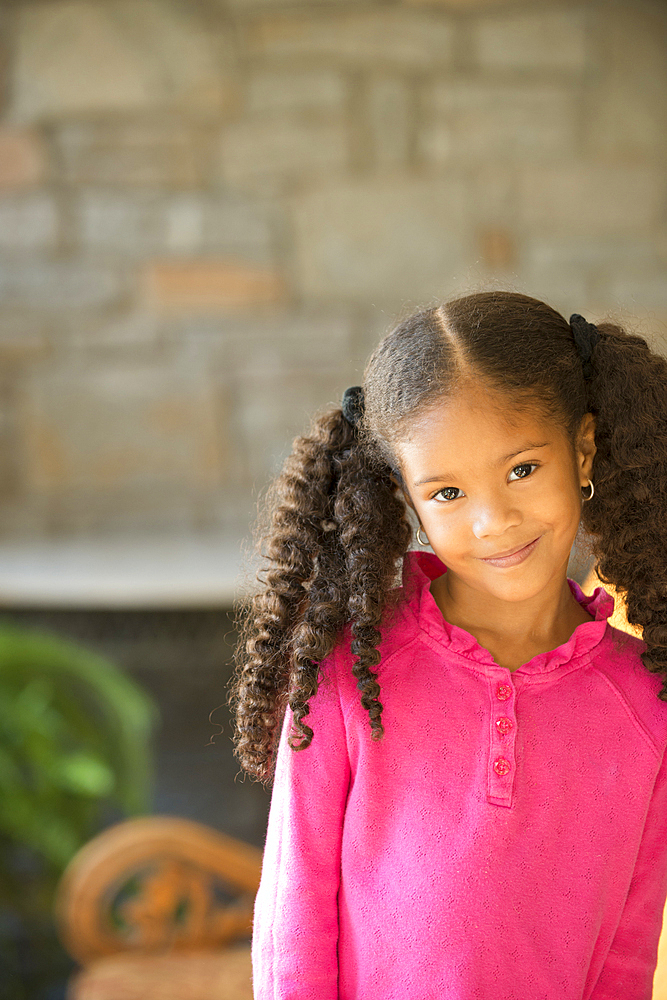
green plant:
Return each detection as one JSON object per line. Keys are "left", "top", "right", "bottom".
{"left": 0, "top": 622, "right": 157, "bottom": 913}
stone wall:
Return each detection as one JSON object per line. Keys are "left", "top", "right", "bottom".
{"left": 0, "top": 0, "right": 665, "bottom": 542}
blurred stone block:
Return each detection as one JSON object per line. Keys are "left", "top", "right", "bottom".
{"left": 246, "top": 69, "right": 346, "bottom": 114}
{"left": 605, "top": 271, "right": 667, "bottom": 312}
{"left": 8, "top": 0, "right": 233, "bottom": 122}
{"left": 163, "top": 194, "right": 277, "bottom": 262}
{"left": 368, "top": 76, "right": 412, "bottom": 169}
{"left": 473, "top": 9, "right": 587, "bottom": 72}
{"left": 0, "top": 260, "right": 123, "bottom": 308}
{"left": 479, "top": 227, "right": 515, "bottom": 269}
{"left": 74, "top": 191, "right": 162, "bottom": 256}
{"left": 0, "top": 313, "right": 50, "bottom": 362}
{"left": 59, "top": 311, "right": 161, "bottom": 356}
{"left": 292, "top": 178, "right": 467, "bottom": 303}
{"left": 174, "top": 309, "right": 354, "bottom": 373}
{"left": 421, "top": 81, "right": 576, "bottom": 162}
{"left": 22, "top": 358, "right": 228, "bottom": 496}
{"left": 0, "top": 193, "right": 58, "bottom": 250}
{"left": 522, "top": 239, "right": 662, "bottom": 314}
{"left": 143, "top": 260, "right": 286, "bottom": 313}
{"left": 585, "top": 4, "right": 667, "bottom": 159}
{"left": 520, "top": 166, "right": 664, "bottom": 235}
{"left": 233, "top": 367, "right": 351, "bottom": 481}
{"left": 406, "top": 0, "right": 511, "bottom": 5}
{"left": 0, "top": 127, "right": 47, "bottom": 189}
{"left": 55, "top": 120, "right": 210, "bottom": 188}
{"left": 220, "top": 116, "right": 347, "bottom": 187}
{"left": 248, "top": 10, "right": 454, "bottom": 66}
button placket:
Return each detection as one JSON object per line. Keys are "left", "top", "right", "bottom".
{"left": 487, "top": 677, "right": 518, "bottom": 807}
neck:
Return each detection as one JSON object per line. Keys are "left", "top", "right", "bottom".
{"left": 430, "top": 565, "right": 592, "bottom": 667}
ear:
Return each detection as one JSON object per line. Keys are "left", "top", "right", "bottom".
{"left": 576, "top": 412, "right": 597, "bottom": 484}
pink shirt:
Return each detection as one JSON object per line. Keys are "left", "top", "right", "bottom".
{"left": 252, "top": 551, "right": 667, "bottom": 999}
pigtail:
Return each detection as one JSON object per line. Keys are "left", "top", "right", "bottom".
{"left": 581, "top": 322, "right": 667, "bottom": 697}
{"left": 230, "top": 406, "right": 411, "bottom": 783}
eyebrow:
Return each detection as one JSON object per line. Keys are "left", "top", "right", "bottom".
{"left": 412, "top": 442, "right": 551, "bottom": 487}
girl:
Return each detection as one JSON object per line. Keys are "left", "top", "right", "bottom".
{"left": 231, "top": 291, "right": 667, "bottom": 999}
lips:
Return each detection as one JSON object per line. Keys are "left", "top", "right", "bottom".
{"left": 480, "top": 536, "right": 541, "bottom": 567}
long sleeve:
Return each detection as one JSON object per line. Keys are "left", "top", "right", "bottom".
{"left": 252, "top": 661, "right": 351, "bottom": 1000}
{"left": 589, "top": 748, "right": 667, "bottom": 1000}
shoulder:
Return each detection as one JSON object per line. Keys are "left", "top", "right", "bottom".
{"left": 316, "top": 551, "right": 437, "bottom": 709}
{"left": 316, "top": 605, "right": 422, "bottom": 713}
{"left": 591, "top": 623, "right": 667, "bottom": 752}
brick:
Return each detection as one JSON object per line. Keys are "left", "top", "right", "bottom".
{"left": 61, "top": 311, "right": 161, "bottom": 355}
{"left": 0, "top": 260, "right": 124, "bottom": 309}
{"left": 173, "top": 309, "right": 353, "bottom": 373}
{"left": 168, "top": 309, "right": 356, "bottom": 485}
{"left": 75, "top": 191, "right": 162, "bottom": 256}
{"left": 55, "top": 120, "right": 210, "bottom": 188}
{"left": 479, "top": 228, "right": 515, "bottom": 269}
{"left": 247, "top": 70, "right": 346, "bottom": 114}
{"left": 143, "top": 260, "right": 287, "bottom": 312}
{"left": 406, "top": 0, "right": 511, "bottom": 5}
{"left": 368, "top": 77, "right": 412, "bottom": 169}
{"left": 464, "top": 166, "right": 516, "bottom": 227}
{"left": 0, "top": 9, "right": 9, "bottom": 117}
{"left": 473, "top": 10, "right": 587, "bottom": 73}
{"left": 233, "top": 367, "right": 352, "bottom": 482}
{"left": 228, "top": 0, "right": 356, "bottom": 5}
{"left": 421, "top": 81, "right": 576, "bottom": 162}
{"left": 519, "top": 166, "right": 665, "bottom": 235}
{"left": 291, "top": 178, "right": 468, "bottom": 303}
{"left": 220, "top": 116, "right": 347, "bottom": 187}
{"left": 585, "top": 5, "right": 667, "bottom": 159}
{"left": 8, "top": 0, "right": 232, "bottom": 122}
{"left": 522, "top": 239, "right": 661, "bottom": 318}
{"left": 163, "top": 197, "right": 204, "bottom": 254}
{"left": 0, "top": 194, "right": 58, "bottom": 251}
{"left": 0, "top": 313, "right": 50, "bottom": 362}
{"left": 163, "top": 193, "right": 276, "bottom": 262}
{"left": 522, "top": 240, "right": 598, "bottom": 312}
{"left": 248, "top": 10, "right": 455, "bottom": 67}
{"left": 22, "top": 358, "right": 227, "bottom": 499}
{"left": 0, "top": 128, "right": 47, "bottom": 189}
{"left": 605, "top": 270, "right": 667, "bottom": 312}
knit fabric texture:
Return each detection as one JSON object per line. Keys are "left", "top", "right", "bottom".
{"left": 252, "top": 551, "right": 667, "bottom": 999}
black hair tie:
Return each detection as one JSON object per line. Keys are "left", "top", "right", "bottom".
{"left": 341, "top": 385, "right": 365, "bottom": 428}
{"left": 569, "top": 314, "right": 600, "bottom": 380}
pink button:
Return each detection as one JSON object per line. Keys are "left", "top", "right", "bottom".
{"left": 496, "top": 716, "right": 513, "bottom": 736}
{"left": 496, "top": 683, "right": 512, "bottom": 701}
{"left": 493, "top": 757, "right": 512, "bottom": 776}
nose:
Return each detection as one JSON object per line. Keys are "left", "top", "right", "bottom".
{"left": 471, "top": 492, "right": 522, "bottom": 540}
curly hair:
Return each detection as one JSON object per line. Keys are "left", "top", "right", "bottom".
{"left": 230, "top": 291, "right": 667, "bottom": 782}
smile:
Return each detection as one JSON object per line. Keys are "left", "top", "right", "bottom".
{"left": 480, "top": 536, "right": 541, "bottom": 568}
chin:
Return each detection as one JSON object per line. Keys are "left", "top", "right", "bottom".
{"left": 477, "top": 572, "right": 553, "bottom": 604}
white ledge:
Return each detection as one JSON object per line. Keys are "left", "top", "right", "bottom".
{"left": 0, "top": 535, "right": 258, "bottom": 608}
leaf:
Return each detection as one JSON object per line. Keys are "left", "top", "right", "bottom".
{"left": 51, "top": 752, "right": 115, "bottom": 797}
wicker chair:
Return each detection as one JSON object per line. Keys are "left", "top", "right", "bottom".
{"left": 55, "top": 816, "right": 262, "bottom": 1000}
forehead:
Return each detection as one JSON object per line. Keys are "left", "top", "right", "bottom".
{"left": 395, "top": 387, "right": 570, "bottom": 474}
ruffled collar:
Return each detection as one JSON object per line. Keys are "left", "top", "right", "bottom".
{"left": 401, "top": 550, "right": 615, "bottom": 676}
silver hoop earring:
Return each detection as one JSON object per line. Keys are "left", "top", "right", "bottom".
{"left": 416, "top": 526, "right": 429, "bottom": 547}
{"left": 581, "top": 479, "right": 595, "bottom": 501}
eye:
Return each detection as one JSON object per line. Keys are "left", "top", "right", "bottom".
{"left": 433, "top": 486, "right": 464, "bottom": 503}
{"left": 508, "top": 463, "right": 538, "bottom": 482}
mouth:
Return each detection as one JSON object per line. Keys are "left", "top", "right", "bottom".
{"left": 480, "top": 536, "right": 541, "bottom": 568}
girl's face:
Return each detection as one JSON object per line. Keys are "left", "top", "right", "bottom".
{"left": 396, "top": 386, "right": 596, "bottom": 607}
